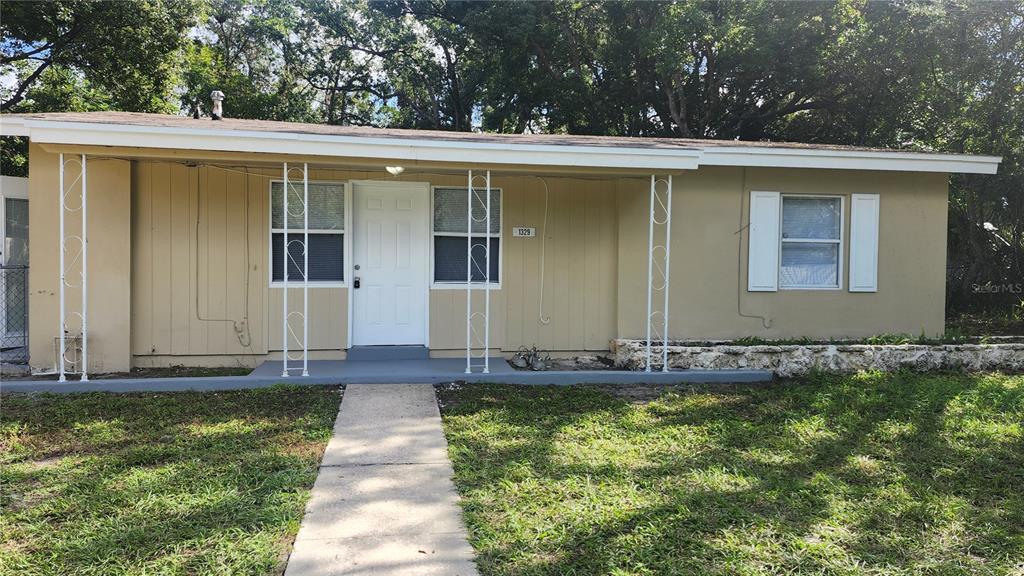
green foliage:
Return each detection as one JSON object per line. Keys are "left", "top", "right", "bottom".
{"left": 732, "top": 335, "right": 769, "bottom": 346}
{"left": 732, "top": 336, "right": 816, "bottom": 346}
{"left": 1, "top": 0, "right": 200, "bottom": 113}
{"left": 947, "top": 307, "right": 1024, "bottom": 337}
{"left": 726, "top": 332, "right": 979, "bottom": 346}
{"left": 862, "top": 333, "right": 928, "bottom": 346}
{"left": 0, "top": 387, "right": 342, "bottom": 575}
{"left": 439, "top": 374, "right": 1024, "bottom": 575}
{"left": 180, "top": 0, "right": 317, "bottom": 122}
{"left": 1, "top": 0, "right": 201, "bottom": 173}
{"left": 0, "top": 137, "right": 28, "bottom": 177}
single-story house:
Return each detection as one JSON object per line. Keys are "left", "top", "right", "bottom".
{"left": 0, "top": 111, "right": 1001, "bottom": 377}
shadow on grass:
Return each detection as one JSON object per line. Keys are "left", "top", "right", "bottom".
{"left": 0, "top": 386, "right": 342, "bottom": 575}
{"left": 437, "top": 373, "right": 1024, "bottom": 575}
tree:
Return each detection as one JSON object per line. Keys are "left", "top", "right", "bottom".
{"left": 0, "top": 0, "right": 199, "bottom": 175}
{"left": 291, "top": 0, "right": 395, "bottom": 126}
{"left": 0, "top": 0, "right": 200, "bottom": 113}
{"left": 923, "top": 2, "right": 1023, "bottom": 313}
{"left": 180, "top": 0, "right": 314, "bottom": 121}
{"left": 366, "top": 0, "right": 489, "bottom": 131}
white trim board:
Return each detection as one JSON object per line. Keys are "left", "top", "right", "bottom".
{"left": 699, "top": 147, "right": 1000, "bottom": 175}
{"left": 429, "top": 184, "right": 504, "bottom": 290}
{"left": 348, "top": 180, "right": 431, "bottom": 347}
{"left": 5, "top": 116, "right": 1002, "bottom": 174}
{"left": 266, "top": 178, "right": 348, "bottom": 288}
{"left": 18, "top": 120, "right": 702, "bottom": 171}
{"left": 778, "top": 194, "right": 845, "bottom": 291}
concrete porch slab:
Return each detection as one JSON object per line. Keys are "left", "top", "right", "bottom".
{"left": 1, "top": 359, "right": 771, "bottom": 394}
{"left": 249, "top": 358, "right": 518, "bottom": 379}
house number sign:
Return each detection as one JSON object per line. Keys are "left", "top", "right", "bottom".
{"left": 512, "top": 227, "right": 536, "bottom": 237}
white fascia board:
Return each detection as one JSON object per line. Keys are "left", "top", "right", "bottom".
{"left": 0, "top": 117, "right": 30, "bottom": 136}
{"left": 13, "top": 118, "right": 1003, "bottom": 174}
{"left": 21, "top": 120, "right": 704, "bottom": 171}
{"left": 700, "top": 147, "right": 1001, "bottom": 174}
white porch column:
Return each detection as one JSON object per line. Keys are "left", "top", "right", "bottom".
{"left": 57, "top": 153, "right": 88, "bottom": 381}
{"left": 465, "top": 169, "right": 492, "bottom": 374}
{"left": 281, "top": 162, "right": 309, "bottom": 377}
{"left": 645, "top": 174, "right": 673, "bottom": 372}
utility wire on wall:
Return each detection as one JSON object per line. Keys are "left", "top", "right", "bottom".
{"left": 736, "top": 167, "right": 772, "bottom": 329}
{"left": 189, "top": 162, "right": 254, "bottom": 349}
{"left": 533, "top": 176, "right": 552, "bottom": 326}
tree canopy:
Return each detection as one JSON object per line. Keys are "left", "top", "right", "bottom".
{"left": 1, "top": 0, "right": 1021, "bottom": 317}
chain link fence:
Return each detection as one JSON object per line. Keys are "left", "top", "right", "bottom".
{"left": 1, "top": 265, "right": 28, "bottom": 365}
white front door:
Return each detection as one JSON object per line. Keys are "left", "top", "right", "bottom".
{"left": 351, "top": 181, "right": 429, "bottom": 346}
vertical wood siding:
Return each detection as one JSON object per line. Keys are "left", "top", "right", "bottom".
{"left": 130, "top": 163, "right": 619, "bottom": 360}
{"left": 133, "top": 162, "right": 269, "bottom": 356}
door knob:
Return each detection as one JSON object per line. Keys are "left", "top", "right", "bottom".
{"left": 354, "top": 277, "right": 361, "bottom": 289}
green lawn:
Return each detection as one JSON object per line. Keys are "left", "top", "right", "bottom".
{"left": 438, "top": 373, "right": 1024, "bottom": 576}
{"left": 0, "top": 386, "right": 342, "bottom": 576}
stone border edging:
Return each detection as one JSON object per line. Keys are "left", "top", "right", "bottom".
{"left": 611, "top": 339, "right": 1024, "bottom": 377}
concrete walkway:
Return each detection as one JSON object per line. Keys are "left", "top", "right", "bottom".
{"left": 284, "top": 384, "right": 479, "bottom": 576}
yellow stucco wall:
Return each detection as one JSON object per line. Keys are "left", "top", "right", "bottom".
{"left": 28, "top": 144, "right": 133, "bottom": 373}
{"left": 617, "top": 166, "right": 949, "bottom": 340}
{"left": 26, "top": 146, "right": 949, "bottom": 372}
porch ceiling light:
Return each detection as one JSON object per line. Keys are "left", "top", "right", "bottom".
{"left": 385, "top": 166, "right": 405, "bottom": 176}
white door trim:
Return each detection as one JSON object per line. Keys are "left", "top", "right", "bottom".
{"left": 346, "top": 180, "right": 354, "bottom": 348}
{"left": 347, "top": 180, "right": 431, "bottom": 348}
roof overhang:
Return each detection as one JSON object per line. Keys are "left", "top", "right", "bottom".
{"left": 699, "top": 146, "right": 1001, "bottom": 174}
{"left": 0, "top": 116, "right": 29, "bottom": 137}
{"left": 4, "top": 117, "right": 703, "bottom": 171}
{"left": 0, "top": 116, "right": 1002, "bottom": 175}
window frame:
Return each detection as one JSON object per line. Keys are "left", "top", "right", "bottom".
{"left": 268, "top": 179, "right": 349, "bottom": 288}
{"left": 430, "top": 185, "right": 503, "bottom": 290}
{"left": 778, "top": 194, "right": 845, "bottom": 291}
{"left": 2, "top": 182, "right": 29, "bottom": 268}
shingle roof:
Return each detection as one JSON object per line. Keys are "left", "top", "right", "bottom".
{"left": 0, "top": 111, "right": 953, "bottom": 156}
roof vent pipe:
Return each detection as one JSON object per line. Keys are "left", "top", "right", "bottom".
{"left": 210, "top": 90, "right": 224, "bottom": 120}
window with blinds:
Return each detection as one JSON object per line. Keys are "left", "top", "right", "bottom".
{"left": 779, "top": 196, "right": 842, "bottom": 288}
{"left": 270, "top": 181, "right": 345, "bottom": 283}
{"left": 432, "top": 187, "right": 501, "bottom": 284}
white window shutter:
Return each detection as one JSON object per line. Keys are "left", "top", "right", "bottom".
{"left": 748, "top": 191, "right": 781, "bottom": 292}
{"left": 849, "top": 193, "right": 880, "bottom": 292}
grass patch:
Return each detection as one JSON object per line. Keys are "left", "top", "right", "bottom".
{"left": 947, "top": 308, "right": 1024, "bottom": 337}
{"left": 100, "top": 366, "right": 255, "bottom": 379}
{"left": 0, "top": 386, "right": 342, "bottom": 575}
{"left": 438, "top": 373, "right": 1024, "bottom": 575}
